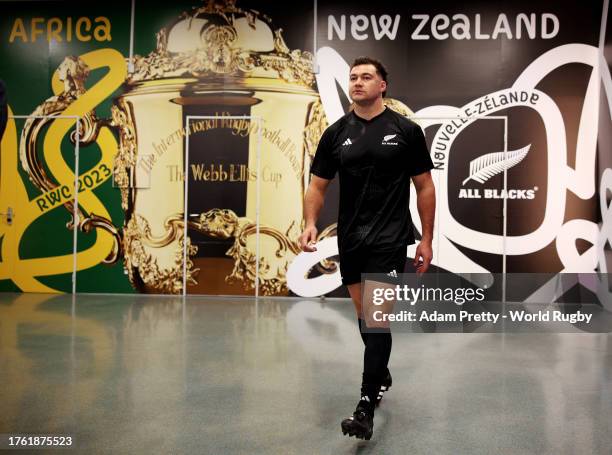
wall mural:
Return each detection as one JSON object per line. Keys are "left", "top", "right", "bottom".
{"left": 0, "top": 0, "right": 609, "bottom": 299}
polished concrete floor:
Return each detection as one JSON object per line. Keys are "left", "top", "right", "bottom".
{"left": 0, "top": 293, "right": 611, "bottom": 454}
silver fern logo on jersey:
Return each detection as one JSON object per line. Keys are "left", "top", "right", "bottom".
{"left": 382, "top": 133, "right": 398, "bottom": 145}
{"left": 459, "top": 145, "right": 538, "bottom": 199}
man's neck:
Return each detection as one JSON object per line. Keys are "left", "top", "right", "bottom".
{"left": 352, "top": 98, "right": 386, "bottom": 121}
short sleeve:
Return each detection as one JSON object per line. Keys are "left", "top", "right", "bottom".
{"left": 310, "top": 128, "right": 337, "bottom": 180}
{"left": 409, "top": 124, "right": 434, "bottom": 176}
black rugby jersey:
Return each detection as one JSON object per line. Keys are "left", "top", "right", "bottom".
{"left": 310, "top": 107, "right": 433, "bottom": 253}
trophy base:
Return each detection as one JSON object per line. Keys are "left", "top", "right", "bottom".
{"left": 187, "top": 258, "right": 290, "bottom": 297}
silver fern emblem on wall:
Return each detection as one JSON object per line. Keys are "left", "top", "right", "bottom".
{"left": 462, "top": 145, "right": 531, "bottom": 185}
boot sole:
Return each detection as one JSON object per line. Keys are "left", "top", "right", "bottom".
{"left": 341, "top": 421, "right": 373, "bottom": 440}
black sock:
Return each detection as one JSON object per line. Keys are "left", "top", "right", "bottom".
{"left": 357, "top": 318, "right": 368, "bottom": 346}
{"left": 361, "top": 329, "right": 392, "bottom": 403}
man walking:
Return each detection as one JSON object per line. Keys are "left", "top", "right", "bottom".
{"left": 298, "top": 57, "right": 435, "bottom": 440}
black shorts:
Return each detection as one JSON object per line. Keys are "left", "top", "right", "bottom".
{"left": 339, "top": 245, "right": 408, "bottom": 286}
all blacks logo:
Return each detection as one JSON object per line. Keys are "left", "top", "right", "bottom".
{"left": 428, "top": 87, "right": 548, "bottom": 239}
{"left": 458, "top": 144, "right": 539, "bottom": 200}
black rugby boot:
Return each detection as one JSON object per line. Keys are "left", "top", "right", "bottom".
{"left": 341, "top": 396, "right": 374, "bottom": 440}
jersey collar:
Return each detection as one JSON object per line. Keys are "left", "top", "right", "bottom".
{"left": 351, "top": 106, "right": 388, "bottom": 123}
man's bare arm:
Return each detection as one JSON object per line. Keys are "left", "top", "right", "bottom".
{"left": 411, "top": 171, "right": 436, "bottom": 273}
{"left": 299, "top": 175, "right": 332, "bottom": 251}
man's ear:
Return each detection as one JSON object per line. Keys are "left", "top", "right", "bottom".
{"left": 380, "top": 80, "right": 387, "bottom": 94}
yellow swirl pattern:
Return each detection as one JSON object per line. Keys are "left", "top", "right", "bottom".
{"left": 0, "top": 49, "right": 126, "bottom": 292}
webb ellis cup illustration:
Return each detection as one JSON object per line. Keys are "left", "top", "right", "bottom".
{"left": 21, "top": 0, "right": 325, "bottom": 294}
{"left": 21, "top": 0, "right": 411, "bottom": 295}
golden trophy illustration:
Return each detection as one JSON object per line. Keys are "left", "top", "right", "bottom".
{"left": 20, "top": 0, "right": 412, "bottom": 295}
{"left": 21, "top": 0, "right": 327, "bottom": 295}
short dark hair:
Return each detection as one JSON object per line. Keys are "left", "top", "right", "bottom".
{"left": 350, "top": 56, "right": 388, "bottom": 97}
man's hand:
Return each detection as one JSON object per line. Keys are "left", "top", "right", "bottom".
{"left": 413, "top": 239, "right": 433, "bottom": 274}
{"left": 411, "top": 170, "right": 435, "bottom": 275}
{"left": 300, "top": 176, "right": 331, "bottom": 252}
{"left": 298, "top": 225, "right": 318, "bottom": 252}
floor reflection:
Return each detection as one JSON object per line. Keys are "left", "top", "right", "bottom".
{"left": 0, "top": 293, "right": 610, "bottom": 454}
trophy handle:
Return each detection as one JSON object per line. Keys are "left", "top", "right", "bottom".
{"left": 19, "top": 56, "right": 122, "bottom": 264}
